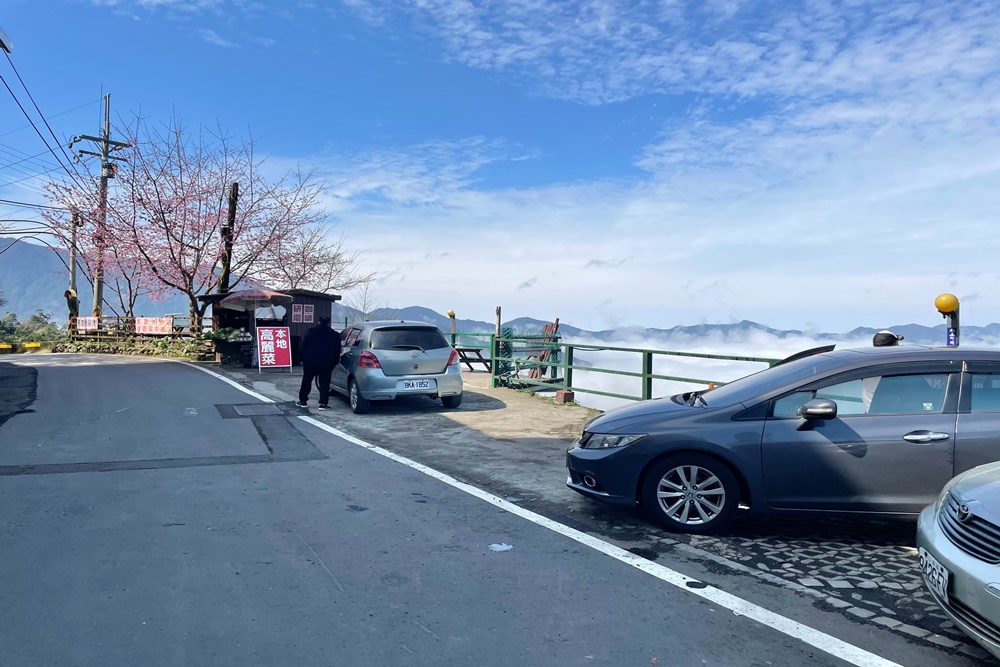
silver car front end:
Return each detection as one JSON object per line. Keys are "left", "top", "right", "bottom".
{"left": 917, "top": 486, "right": 1000, "bottom": 660}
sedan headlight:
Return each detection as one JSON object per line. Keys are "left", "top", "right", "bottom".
{"left": 581, "top": 433, "right": 646, "bottom": 449}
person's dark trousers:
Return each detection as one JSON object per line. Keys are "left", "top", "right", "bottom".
{"left": 299, "top": 366, "right": 333, "bottom": 405}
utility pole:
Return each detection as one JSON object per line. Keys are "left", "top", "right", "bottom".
{"left": 218, "top": 182, "right": 238, "bottom": 294}
{"left": 64, "top": 209, "right": 83, "bottom": 330}
{"left": 0, "top": 26, "right": 12, "bottom": 54}
{"left": 70, "top": 94, "right": 129, "bottom": 317}
{"left": 69, "top": 208, "right": 81, "bottom": 294}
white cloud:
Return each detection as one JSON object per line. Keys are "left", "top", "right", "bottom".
{"left": 565, "top": 330, "right": 1000, "bottom": 411}
{"left": 339, "top": 1, "right": 1000, "bottom": 105}
{"left": 75, "top": 0, "right": 1000, "bottom": 334}
{"left": 196, "top": 28, "right": 237, "bottom": 47}
{"left": 89, "top": 0, "right": 225, "bottom": 9}
{"left": 289, "top": 107, "right": 1000, "bottom": 333}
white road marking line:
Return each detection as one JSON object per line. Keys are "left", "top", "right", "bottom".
{"left": 177, "top": 362, "right": 275, "bottom": 403}
{"left": 186, "top": 364, "right": 902, "bottom": 667}
{"left": 298, "top": 416, "right": 902, "bottom": 667}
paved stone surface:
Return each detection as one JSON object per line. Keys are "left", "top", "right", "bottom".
{"left": 216, "top": 363, "right": 986, "bottom": 655}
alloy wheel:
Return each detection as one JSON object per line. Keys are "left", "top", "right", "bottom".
{"left": 656, "top": 465, "right": 726, "bottom": 525}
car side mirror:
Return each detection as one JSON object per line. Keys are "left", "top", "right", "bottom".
{"left": 799, "top": 398, "right": 838, "bottom": 420}
{"left": 795, "top": 398, "right": 837, "bottom": 431}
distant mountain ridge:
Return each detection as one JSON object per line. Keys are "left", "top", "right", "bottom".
{"left": 2, "top": 238, "right": 996, "bottom": 345}
{"left": 332, "top": 308, "right": 996, "bottom": 347}
{"left": 0, "top": 237, "right": 189, "bottom": 319}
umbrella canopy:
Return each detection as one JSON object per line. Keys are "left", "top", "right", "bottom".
{"left": 218, "top": 289, "right": 293, "bottom": 312}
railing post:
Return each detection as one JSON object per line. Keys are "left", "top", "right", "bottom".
{"left": 490, "top": 333, "right": 499, "bottom": 388}
{"left": 565, "top": 345, "right": 574, "bottom": 389}
{"left": 641, "top": 350, "right": 653, "bottom": 400}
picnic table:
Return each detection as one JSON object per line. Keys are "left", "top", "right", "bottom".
{"left": 455, "top": 347, "right": 492, "bottom": 372}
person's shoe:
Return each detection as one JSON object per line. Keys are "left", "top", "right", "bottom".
{"left": 317, "top": 404, "right": 331, "bottom": 411}
{"left": 294, "top": 401, "right": 308, "bottom": 408}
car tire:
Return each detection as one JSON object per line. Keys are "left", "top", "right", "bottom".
{"left": 641, "top": 454, "right": 739, "bottom": 534}
{"left": 441, "top": 394, "right": 463, "bottom": 409}
{"left": 348, "top": 379, "right": 371, "bottom": 414}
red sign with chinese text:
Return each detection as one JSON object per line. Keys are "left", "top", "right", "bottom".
{"left": 136, "top": 317, "right": 174, "bottom": 335}
{"left": 256, "top": 327, "right": 292, "bottom": 368}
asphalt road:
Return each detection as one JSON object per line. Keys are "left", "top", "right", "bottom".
{"left": 0, "top": 355, "right": 985, "bottom": 667}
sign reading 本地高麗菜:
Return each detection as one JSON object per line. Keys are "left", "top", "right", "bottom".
{"left": 256, "top": 326, "right": 292, "bottom": 370}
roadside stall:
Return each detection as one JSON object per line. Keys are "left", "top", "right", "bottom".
{"left": 283, "top": 289, "right": 342, "bottom": 366}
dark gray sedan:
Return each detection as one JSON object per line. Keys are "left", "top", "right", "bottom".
{"left": 566, "top": 345, "right": 1000, "bottom": 533}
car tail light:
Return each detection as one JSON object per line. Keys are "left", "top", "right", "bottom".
{"left": 447, "top": 349, "right": 460, "bottom": 366}
{"left": 359, "top": 351, "right": 382, "bottom": 368}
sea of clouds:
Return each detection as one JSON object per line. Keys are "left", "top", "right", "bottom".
{"left": 560, "top": 329, "right": 1000, "bottom": 412}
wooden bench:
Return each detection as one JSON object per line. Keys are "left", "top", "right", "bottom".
{"left": 455, "top": 347, "right": 492, "bottom": 372}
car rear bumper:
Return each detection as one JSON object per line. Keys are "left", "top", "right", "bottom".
{"left": 917, "top": 504, "right": 1000, "bottom": 660}
{"left": 355, "top": 366, "right": 463, "bottom": 401}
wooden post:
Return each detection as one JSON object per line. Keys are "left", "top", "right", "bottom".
{"left": 218, "top": 182, "right": 238, "bottom": 294}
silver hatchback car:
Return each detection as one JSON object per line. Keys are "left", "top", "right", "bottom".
{"left": 331, "top": 320, "right": 464, "bottom": 414}
{"left": 918, "top": 462, "right": 1000, "bottom": 660}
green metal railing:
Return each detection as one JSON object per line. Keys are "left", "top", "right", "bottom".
{"left": 450, "top": 332, "right": 780, "bottom": 403}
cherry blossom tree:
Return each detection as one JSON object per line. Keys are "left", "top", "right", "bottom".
{"left": 42, "top": 179, "right": 158, "bottom": 318}
{"left": 45, "top": 113, "right": 364, "bottom": 324}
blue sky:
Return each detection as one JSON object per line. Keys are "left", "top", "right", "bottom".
{"left": 1, "top": 0, "right": 998, "bottom": 332}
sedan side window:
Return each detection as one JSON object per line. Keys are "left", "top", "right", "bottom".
{"left": 772, "top": 374, "right": 950, "bottom": 418}
{"left": 773, "top": 391, "right": 814, "bottom": 418}
{"left": 867, "top": 374, "right": 948, "bottom": 414}
{"left": 816, "top": 379, "right": 867, "bottom": 415}
{"left": 772, "top": 380, "right": 868, "bottom": 418}
{"left": 971, "top": 373, "right": 1000, "bottom": 412}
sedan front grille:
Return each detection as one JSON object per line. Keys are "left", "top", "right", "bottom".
{"left": 938, "top": 492, "right": 1000, "bottom": 564}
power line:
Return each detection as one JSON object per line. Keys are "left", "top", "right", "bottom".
{"left": 3, "top": 51, "right": 92, "bottom": 191}
{"left": 0, "top": 72, "right": 78, "bottom": 184}
{"left": 0, "top": 97, "right": 101, "bottom": 141}
{"left": 0, "top": 143, "right": 62, "bottom": 179}
{"left": 0, "top": 147, "right": 62, "bottom": 181}
{"left": 0, "top": 147, "right": 56, "bottom": 172}
{"left": 0, "top": 197, "right": 69, "bottom": 211}
{"left": 1, "top": 164, "right": 68, "bottom": 188}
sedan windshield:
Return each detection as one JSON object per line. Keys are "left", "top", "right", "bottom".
{"left": 695, "top": 351, "right": 854, "bottom": 406}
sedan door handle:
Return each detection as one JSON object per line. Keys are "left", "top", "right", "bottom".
{"left": 903, "top": 430, "right": 951, "bottom": 444}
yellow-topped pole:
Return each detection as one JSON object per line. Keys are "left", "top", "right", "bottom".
{"left": 447, "top": 310, "right": 457, "bottom": 346}
{"left": 934, "top": 293, "right": 960, "bottom": 347}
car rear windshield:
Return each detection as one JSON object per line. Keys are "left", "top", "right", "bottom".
{"left": 370, "top": 327, "right": 449, "bottom": 351}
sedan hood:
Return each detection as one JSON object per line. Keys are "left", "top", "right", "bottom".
{"left": 586, "top": 395, "right": 696, "bottom": 432}
{"left": 952, "top": 463, "right": 1000, "bottom": 507}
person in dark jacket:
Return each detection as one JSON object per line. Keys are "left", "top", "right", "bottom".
{"left": 296, "top": 316, "right": 342, "bottom": 410}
